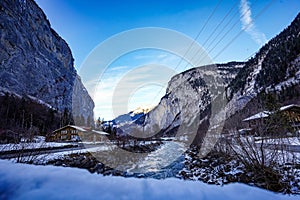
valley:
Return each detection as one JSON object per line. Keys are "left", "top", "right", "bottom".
{"left": 0, "top": 0, "right": 300, "bottom": 199}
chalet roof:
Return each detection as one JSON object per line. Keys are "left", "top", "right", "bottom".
{"left": 243, "top": 111, "right": 270, "bottom": 122}
{"left": 279, "top": 104, "right": 300, "bottom": 111}
{"left": 52, "top": 125, "right": 87, "bottom": 133}
{"left": 242, "top": 104, "right": 300, "bottom": 122}
{"left": 69, "top": 125, "right": 87, "bottom": 132}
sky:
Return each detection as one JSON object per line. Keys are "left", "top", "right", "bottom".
{"left": 35, "top": 0, "right": 300, "bottom": 120}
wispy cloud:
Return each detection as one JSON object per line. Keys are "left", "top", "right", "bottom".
{"left": 239, "top": 0, "right": 267, "bottom": 45}
{"left": 110, "top": 66, "right": 129, "bottom": 71}
{"left": 89, "top": 50, "right": 196, "bottom": 119}
{"left": 93, "top": 63, "right": 175, "bottom": 120}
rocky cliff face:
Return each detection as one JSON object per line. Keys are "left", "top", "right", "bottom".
{"left": 118, "top": 13, "right": 300, "bottom": 144}
{"left": 0, "top": 0, "right": 94, "bottom": 126}
{"left": 224, "top": 13, "right": 300, "bottom": 119}
{"left": 118, "top": 62, "right": 244, "bottom": 143}
{"left": 130, "top": 12, "right": 300, "bottom": 140}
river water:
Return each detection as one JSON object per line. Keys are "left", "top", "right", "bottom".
{"left": 125, "top": 141, "right": 186, "bottom": 178}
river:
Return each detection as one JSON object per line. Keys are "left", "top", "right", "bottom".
{"left": 125, "top": 141, "right": 186, "bottom": 178}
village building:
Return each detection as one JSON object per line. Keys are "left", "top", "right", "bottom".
{"left": 242, "top": 104, "right": 300, "bottom": 135}
{"left": 47, "top": 125, "right": 109, "bottom": 142}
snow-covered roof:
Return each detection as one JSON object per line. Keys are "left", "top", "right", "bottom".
{"left": 279, "top": 104, "right": 300, "bottom": 111}
{"left": 69, "top": 125, "right": 87, "bottom": 132}
{"left": 52, "top": 125, "right": 87, "bottom": 133}
{"left": 91, "top": 130, "right": 109, "bottom": 135}
{"left": 243, "top": 111, "right": 270, "bottom": 122}
{"left": 238, "top": 128, "right": 253, "bottom": 132}
{"left": 243, "top": 104, "right": 300, "bottom": 122}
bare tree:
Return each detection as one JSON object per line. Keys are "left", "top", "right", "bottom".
{"left": 215, "top": 94, "right": 300, "bottom": 193}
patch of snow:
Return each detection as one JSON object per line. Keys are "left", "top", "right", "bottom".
{"left": 0, "top": 160, "right": 296, "bottom": 200}
{"left": 32, "top": 136, "right": 45, "bottom": 143}
{"left": 91, "top": 130, "right": 110, "bottom": 135}
{"left": 131, "top": 105, "right": 153, "bottom": 115}
{"left": 243, "top": 104, "right": 300, "bottom": 122}
{"left": 0, "top": 142, "right": 76, "bottom": 151}
{"left": 244, "top": 54, "right": 265, "bottom": 95}
{"left": 11, "top": 146, "right": 115, "bottom": 164}
{"left": 69, "top": 125, "right": 87, "bottom": 132}
{"left": 160, "top": 137, "right": 175, "bottom": 141}
{"left": 255, "top": 137, "right": 300, "bottom": 146}
{"left": 238, "top": 128, "right": 252, "bottom": 132}
{"left": 79, "top": 141, "right": 105, "bottom": 145}
{"left": 52, "top": 125, "right": 87, "bottom": 132}
{"left": 27, "top": 95, "right": 54, "bottom": 109}
{"left": 266, "top": 54, "right": 300, "bottom": 93}
{"left": 280, "top": 104, "right": 300, "bottom": 111}
{"left": 243, "top": 111, "right": 270, "bottom": 121}
{"left": 0, "top": 86, "right": 22, "bottom": 98}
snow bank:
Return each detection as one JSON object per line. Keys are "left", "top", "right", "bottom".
{"left": 255, "top": 137, "right": 300, "bottom": 145}
{"left": 26, "top": 146, "right": 114, "bottom": 164}
{"left": 0, "top": 160, "right": 297, "bottom": 200}
{"left": 0, "top": 142, "right": 76, "bottom": 151}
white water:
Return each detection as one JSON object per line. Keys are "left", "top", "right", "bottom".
{"left": 127, "top": 141, "right": 186, "bottom": 173}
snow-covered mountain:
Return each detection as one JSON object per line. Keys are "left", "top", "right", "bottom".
{"left": 0, "top": 0, "right": 94, "bottom": 127}
{"left": 224, "top": 12, "right": 300, "bottom": 120}
{"left": 113, "top": 105, "right": 153, "bottom": 126}
{"left": 117, "top": 62, "right": 244, "bottom": 141}
{"left": 117, "top": 13, "right": 300, "bottom": 144}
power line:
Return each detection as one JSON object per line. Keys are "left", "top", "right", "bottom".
{"left": 195, "top": 0, "right": 260, "bottom": 66}
{"left": 150, "top": 0, "right": 275, "bottom": 107}
{"left": 173, "top": 0, "right": 223, "bottom": 72}
{"left": 193, "top": 0, "right": 264, "bottom": 67}
{"left": 202, "top": 1, "right": 239, "bottom": 48}
{"left": 181, "top": 0, "right": 240, "bottom": 71}
{"left": 150, "top": 0, "right": 223, "bottom": 105}
{"left": 204, "top": 4, "right": 240, "bottom": 53}
{"left": 213, "top": 0, "right": 275, "bottom": 60}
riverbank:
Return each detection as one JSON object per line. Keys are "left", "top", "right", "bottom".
{"left": 179, "top": 147, "right": 300, "bottom": 194}
{"left": 6, "top": 141, "right": 300, "bottom": 195}
{"left": 46, "top": 141, "right": 184, "bottom": 179}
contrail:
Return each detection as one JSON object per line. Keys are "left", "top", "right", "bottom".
{"left": 239, "top": 0, "right": 267, "bottom": 45}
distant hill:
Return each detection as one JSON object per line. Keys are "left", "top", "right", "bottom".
{"left": 112, "top": 106, "right": 153, "bottom": 127}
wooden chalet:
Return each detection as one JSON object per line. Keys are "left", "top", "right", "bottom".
{"left": 242, "top": 104, "right": 300, "bottom": 134}
{"left": 47, "top": 125, "right": 109, "bottom": 142}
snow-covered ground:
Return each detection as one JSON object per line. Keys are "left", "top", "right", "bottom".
{"left": 0, "top": 160, "right": 297, "bottom": 200}
{"left": 8, "top": 145, "right": 115, "bottom": 165}
{"left": 255, "top": 137, "right": 300, "bottom": 146}
{"left": 0, "top": 142, "right": 76, "bottom": 152}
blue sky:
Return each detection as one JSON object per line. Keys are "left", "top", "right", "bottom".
{"left": 35, "top": 0, "right": 300, "bottom": 120}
